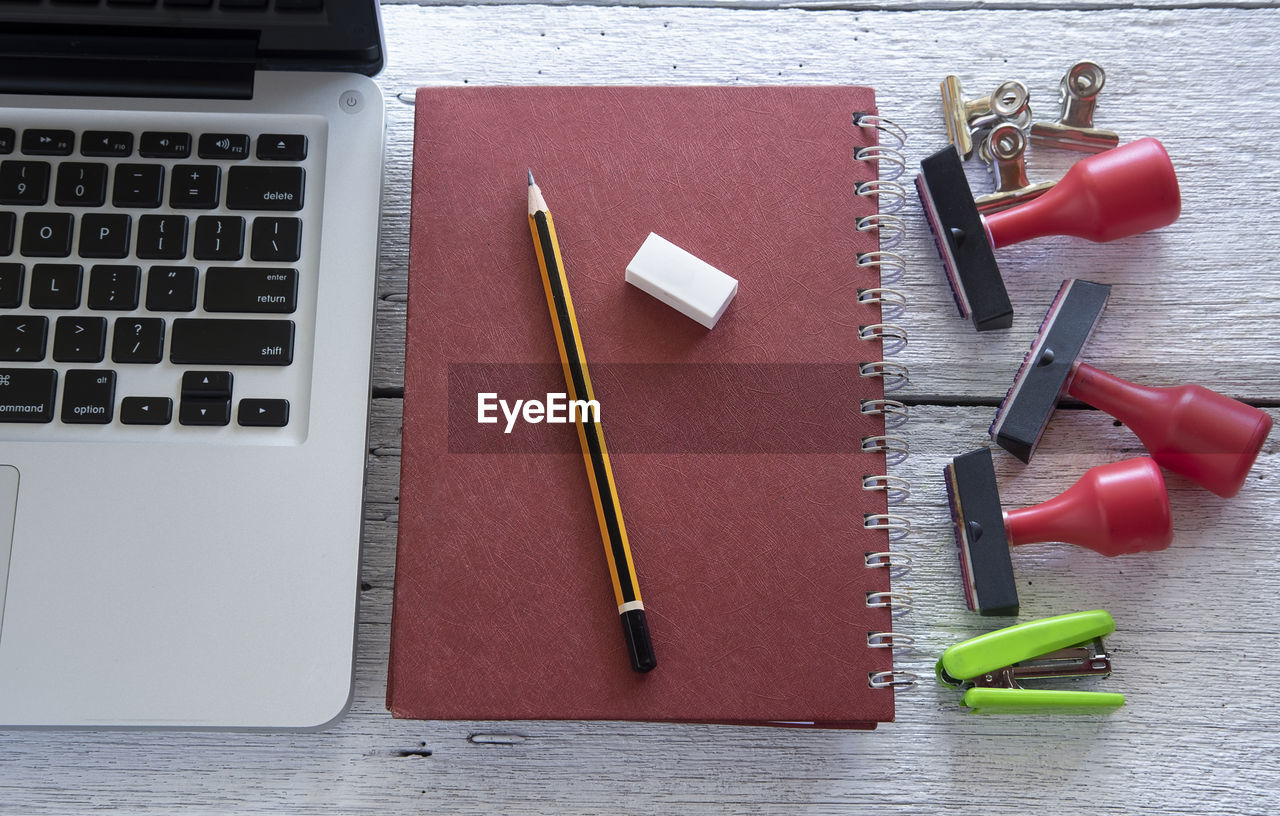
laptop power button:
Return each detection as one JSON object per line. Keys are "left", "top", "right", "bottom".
{"left": 340, "top": 90, "right": 364, "bottom": 114}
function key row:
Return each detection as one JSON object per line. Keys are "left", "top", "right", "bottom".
{"left": 0, "top": 368, "right": 290, "bottom": 427}
{"left": 0, "top": 264, "right": 298, "bottom": 313}
{"left": 0, "top": 129, "right": 307, "bottom": 162}
{"left": 0, "top": 162, "right": 305, "bottom": 211}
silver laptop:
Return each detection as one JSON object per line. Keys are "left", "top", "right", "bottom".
{"left": 0, "top": 2, "right": 385, "bottom": 727}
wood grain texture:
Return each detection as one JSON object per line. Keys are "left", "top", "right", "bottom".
{"left": 5, "top": 4, "right": 1280, "bottom": 814}
{"left": 8, "top": 400, "right": 1276, "bottom": 814}
{"left": 372, "top": 4, "right": 1280, "bottom": 402}
{"left": 387, "top": 0, "right": 1280, "bottom": 9}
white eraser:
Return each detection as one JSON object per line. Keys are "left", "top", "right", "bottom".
{"left": 625, "top": 233, "right": 738, "bottom": 329}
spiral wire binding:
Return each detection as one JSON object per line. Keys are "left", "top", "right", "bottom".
{"left": 859, "top": 361, "right": 909, "bottom": 393}
{"left": 861, "top": 473, "right": 911, "bottom": 503}
{"left": 863, "top": 513, "right": 911, "bottom": 542}
{"left": 854, "top": 111, "right": 919, "bottom": 691}
{"left": 864, "top": 551, "right": 913, "bottom": 579}
{"left": 855, "top": 180, "right": 906, "bottom": 215}
{"left": 869, "top": 670, "right": 920, "bottom": 689}
{"left": 865, "top": 592, "right": 913, "bottom": 618}
{"left": 860, "top": 399, "right": 908, "bottom": 431}
{"left": 867, "top": 631, "right": 915, "bottom": 650}
{"left": 858, "top": 287, "right": 906, "bottom": 322}
{"left": 857, "top": 251, "right": 906, "bottom": 287}
{"left": 861, "top": 436, "right": 908, "bottom": 469}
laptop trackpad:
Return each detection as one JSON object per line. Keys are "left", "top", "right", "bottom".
{"left": 0, "top": 466, "right": 17, "bottom": 638}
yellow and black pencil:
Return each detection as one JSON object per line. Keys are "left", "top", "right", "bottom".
{"left": 526, "top": 170, "right": 656, "bottom": 673}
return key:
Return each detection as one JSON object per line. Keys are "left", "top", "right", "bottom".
{"left": 204, "top": 267, "right": 298, "bottom": 314}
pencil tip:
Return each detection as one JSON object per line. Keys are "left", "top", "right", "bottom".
{"left": 527, "top": 169, "right": 535, "bottom": 186}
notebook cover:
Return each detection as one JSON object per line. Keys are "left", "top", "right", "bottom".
{"left": 390, "top": 85, "right": 896, "bottom": 727}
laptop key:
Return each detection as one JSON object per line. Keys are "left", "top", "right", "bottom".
{"left": 111, "top": 317, "right": 165, "bottom": 364}
{"left": 171, "top": 165, "right": 220, "bottom": 209}
{"left": 113, "top": 164, "right": 165, "bottom": 208}
{"left": 193, "top": 215, "right": 244, "bottom": 261}
{"left": 204, "top": 267, "right": 297, "bottom": 313}
{"left": 53, "top": 316, "right": 108, "bottom": 363}
{"left": 29, "top": 263, "right": 82, "bottom": 308}
{"left": 0, "top": 161, "right": 51, "bottom": 205}
{"left": 0, "top": 129, "right": 13, "bottom": 155}
{"left": 256, "top": 134, "right": 307, "bottom": 161}
{"left": 199, "top": 133, "right": 250, "bottom": 160}
{"left": 22, "top": 129, "right": 74, "bottom": 157}
{"left": 170, "top": 318, "right": 294, "bottom": 365}
{"left": 139, "top": 132, "right": 191, "bottom": 159}
{"left": 182, "top": 370, "right": 232, "bottom": 399}
{"left": 145, "top": 265, "right": 198, "bottom": 311}
{"left": 88, "top": 265, "right": 142, "bottom": 310}
{"left": 250, "top": 217, "right": 301, "bottom": 262}
{"left": 21, "top": 212, "right": 74, "bottom": 257}
{"left": 0, "top": 211, "right": 13, "bottom": 255}
{"left": 0, "top": 263, "right": 23, "bottom": 308}
{"left": 238, "top": 398, "right": 289, "bottom": 427}
{"left": 79, "top": 213, "right": 132, "bottom": 259}
{"left": 120, "top": 396, "right": 172, "bottom": 425}
{"left": 179, "top": 398, "right": 231, "bottom": 426}
{"left": 0, "top": 315, "right": 48, "bottom": 361}
{"left": 81, "top": 131, "right": 134, "bottom": 158}
{"left": 55, "top": 162, "right": 108, "bottom": 207}
{"left": 0, "top": 368, "right": 56, "bottom": 423}
{"left": 226, "top": 166, "right": 303, "bottom": 211}
{"left": 136, "top": 214, "right": 188, "bottom": 260}
{"left": 61, "top": 370, "right": 116, "bottom": 424}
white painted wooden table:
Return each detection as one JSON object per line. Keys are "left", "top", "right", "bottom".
{"left": 5, "top": 4, "right": 1280, "bottom": 813}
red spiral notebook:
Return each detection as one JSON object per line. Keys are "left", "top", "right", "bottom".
{"left": 388, "top": 85, "right": 906, "bottom": 728}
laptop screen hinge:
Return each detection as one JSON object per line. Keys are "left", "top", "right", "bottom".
{"left": 0, "top": 29, "right": 258, "bottom": 100}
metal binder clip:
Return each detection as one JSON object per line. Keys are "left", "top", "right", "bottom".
{"left": 974, "top": 123, "right": 1056, "bottom": 214}
{"left": 936, "top": 610, "right": 1126, "bottom": 713}
{"left": 941, "top": 76, "right": 1032, "bottom": 160}
{"left": 1031, "top": 61, "right": 1120, "bottom": 152}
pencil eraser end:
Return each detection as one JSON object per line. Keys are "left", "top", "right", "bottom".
{"left": 625, "top": 233, "right": 738, "bottom": 329}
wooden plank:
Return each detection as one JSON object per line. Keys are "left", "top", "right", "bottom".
{"left": 6, "top": 398, "right": 1276, "bottom": 812}
{"left": 8, "top": 6, "right": 1280, "bottom": 815}
{"left": 362, "top": 402, "right": 1280, "bottom": 814}
{"left": 386, "top": 0, "right": 1280, "bottom": 10}
{"left": 373, "top": 4, "right": 1280, "bottom": 401}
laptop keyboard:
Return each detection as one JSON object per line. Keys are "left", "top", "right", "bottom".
{"left": 0, "top": 113, "right": 322, "bottom": 442}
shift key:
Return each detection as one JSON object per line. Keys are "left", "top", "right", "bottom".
{"left": 170, "top": 319, "right": 294, "bottom": 366}
{"left": 226, "top": 166, "right": 304, "bottom": 211}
